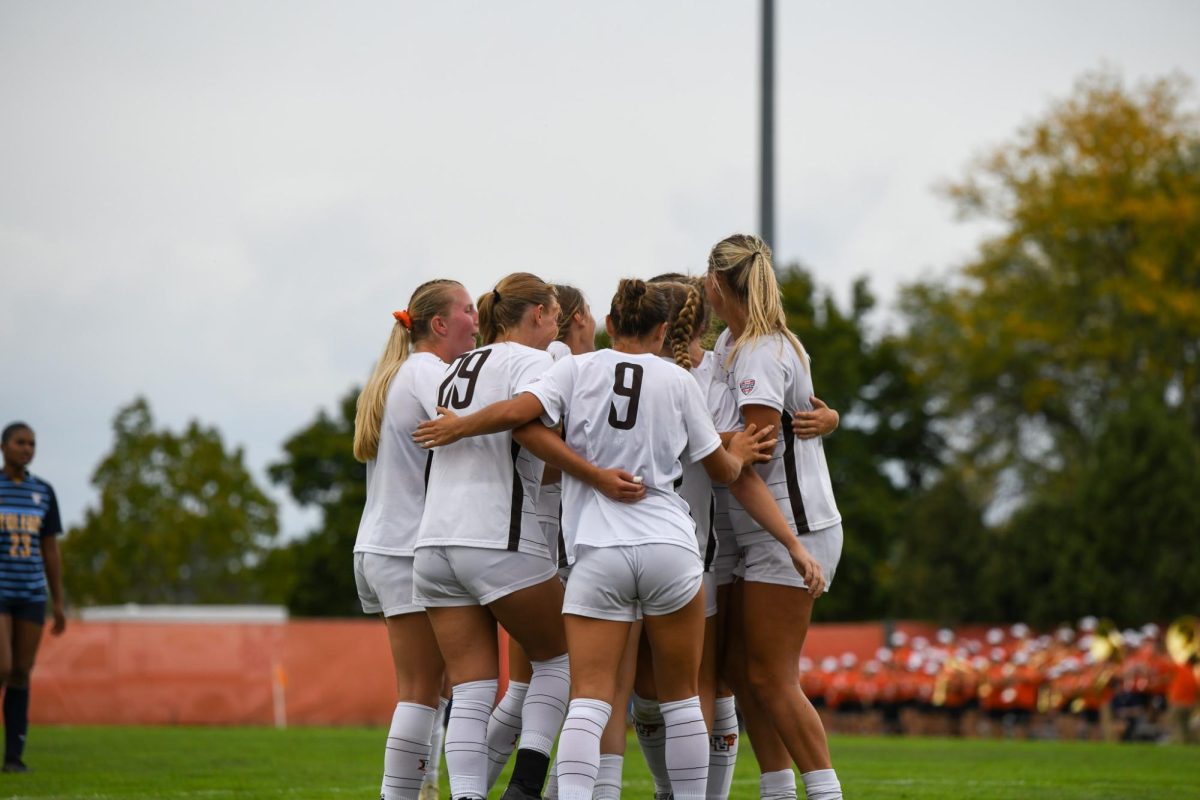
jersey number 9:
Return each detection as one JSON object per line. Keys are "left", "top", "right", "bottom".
{"left": 607, "top": 362, "right": 644, "bottom": 430}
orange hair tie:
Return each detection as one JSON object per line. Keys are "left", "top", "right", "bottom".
{"left": 393, "top": 309, "right": 413, "bottom": 329}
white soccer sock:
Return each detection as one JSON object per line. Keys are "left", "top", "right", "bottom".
{"left": 381, "top": 702, "right": 438, "bottom": 800}
{"left": 594, "top": 753, "right": 624, "bottom": 800}
{"left": 556, "top": 698, "right": 612, "bottom": 800}
{"left": 706, "top": 695, "right": 739, "bottom": 800}
{"left": 801, "top": 769, "right": 843, "bottom": 800}
{"left": 422, "top": 696, "right": 449, "bottom": 790}
{"left": 632, "top": 692, "right": 672, "bottom": 794}
{"left": 485, "top": 680, "right": 529, "bottom": 789}
{"left": 445, "top": 680, "right": 497, "bottom": 800}
{"left": 661, "top": 696, "right": 709, "bottom": 800}
{"left": 543, "top": 756, "right": 559, "bottom": 800}
{"left": 760, "top": 769, "right": 797, "bottom": 800}
{"left": 521, "top": 654, "right": 571, "bottom": 755}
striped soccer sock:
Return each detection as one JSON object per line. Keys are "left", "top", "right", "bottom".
{"left": 661, "top": 696, "right": 708, "bottom": 800}
{"left": 555, "top": 699, "right": 612, "bottom": 800}
{"left": 381, "top": 702, "right": 437, "bottom": 800}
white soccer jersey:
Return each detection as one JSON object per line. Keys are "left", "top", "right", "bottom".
{"left": 712, "top": 329, "right": 841, "bottom": 543}
{"left": 535, "top": 340, "right": 573, "bottom": 565}
{"left": 675, "top": 352, "right": 742, "bottom": 569}
{"left": 354, "top": 352, "right": 447, "bottom": 557}
{"left": 417, "top": 342, "right": 553, "bottom": 557}
{"left": 523, "top": 349, "right": 722, "bottom": 564}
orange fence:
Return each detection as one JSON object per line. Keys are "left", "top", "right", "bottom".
{"left": 31, "top": 618, "right": 898, "bottom": 726}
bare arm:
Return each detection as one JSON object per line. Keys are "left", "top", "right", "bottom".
{"left": 41, "top": 534, "right": 67, "bottom": 635}
{"left": 513, "top": 421, "right": 646, "bottom": 503}
{"left": 727, "top": 469, "right": 825, "bottom": 597}
{"left": 413, "top": 393, "right": 546, "bottom": 448}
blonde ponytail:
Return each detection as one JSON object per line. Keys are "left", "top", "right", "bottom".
{"left": 353, "top": 279, "right": 462, "bottom": 462}
{"left": 707, "top": 234, "right": 808, "bottom": 370}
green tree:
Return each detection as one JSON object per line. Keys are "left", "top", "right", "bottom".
{"left": 888, "top": 470, "right": 990, "bottom": 625}
{"left": 65, "top": 398, "right": 281, "bottom": 605}
{"left": 775, "top": 266, "right": 943, "bottom": 621}
{"left": 989, "top": 393, "right": 1200, "bottom": 627}
{"left": 902, "top": 70, "right": 1200, "bottom": 484}
{"left": 897, "top": 69, "right": 1200, "bottom": 623}
{"left": 265, "top": 389, "right": 365, "bottom": 616}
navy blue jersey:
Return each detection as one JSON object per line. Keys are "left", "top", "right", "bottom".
{"left": 0, "top": 472, "right": 61, "bottom": 602}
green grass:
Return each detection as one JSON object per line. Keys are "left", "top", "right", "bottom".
{"left": 2, "top": 726, "right": 1198, "bottom": 799}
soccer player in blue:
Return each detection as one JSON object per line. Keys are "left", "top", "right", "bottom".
{"left": 0, "top": 422, "right": 66, "bottom": 773}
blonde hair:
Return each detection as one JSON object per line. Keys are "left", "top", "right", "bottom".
{"left": 650, "top": 278, "right": 709, "bottom": 370}
{"left": 477, "top": 272, "right": 556, "bottom": 345}
{"left": 353, "top": 279, "right": 462, "bottom": 463}
{"left": 707, "top": 233, "right": 808, "bottom": 369}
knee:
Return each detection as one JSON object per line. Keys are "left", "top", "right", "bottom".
{"left": 6, "top": 667, "right": 30, "bottom": 688}
{"left": 745, "top": 662, "right": 794, "bottom": 706}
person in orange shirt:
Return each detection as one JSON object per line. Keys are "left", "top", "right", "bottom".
{"left": 1166, "top": 656, "right": 1199, "bottom": 745}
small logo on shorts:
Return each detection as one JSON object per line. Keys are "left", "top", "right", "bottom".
{"left": 739, "top": 379, "right": 756, "bottom": 395}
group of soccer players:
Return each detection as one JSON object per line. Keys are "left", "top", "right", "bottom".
{"left": 352, "top": 234, "right": 847, "bottom": 800}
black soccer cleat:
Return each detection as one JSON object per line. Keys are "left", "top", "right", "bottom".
{"left": 499, "top": 782, "right": 542, "bottom": 800}
{"left": 2, "top": 759, "right": 30, "bottom": 773}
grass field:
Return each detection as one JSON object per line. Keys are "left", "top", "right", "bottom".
{"left": 2, "top": 726, "right": 1198, "bottom": 800}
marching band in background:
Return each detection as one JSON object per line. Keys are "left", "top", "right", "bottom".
{"left": 804, "top": 616, "right": 1200, "bottom": 744}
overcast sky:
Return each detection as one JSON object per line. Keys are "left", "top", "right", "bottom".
{"left": 3, "top": 1, "right": 1198, "bottom": 537}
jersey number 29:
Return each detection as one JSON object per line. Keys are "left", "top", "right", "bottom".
{"left": 607, "top": 362, "right": 644, "bottom": 430}
{"left": 438, "top": 350, "right": 492, "bottom": 410}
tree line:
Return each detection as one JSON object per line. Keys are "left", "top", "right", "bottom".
{"left": 63, "top": 70, "right": 1200, "bottom": 626}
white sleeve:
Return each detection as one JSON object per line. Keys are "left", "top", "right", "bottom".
{"left": 522, "top": 355, "right": 576, "bottom": 428}
{"left": 682, "top": 373, "right": 723, "bottom": 463}
{"left": 422, "top": 359, "right": 456, "bottom": 419}
{"left": 510, "top": 348, "right": 554, "bottom": 396}
{"left": 706, "top": 373, "right": 742, "bottom": 433}
{"left": 732, "top": 338, "right": 786, "bottom": 412}
{"left": 408, "top": 358, "right": 442, "bottom": 423}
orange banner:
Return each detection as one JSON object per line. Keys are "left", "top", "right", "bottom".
{"left": 31, "top": 618, "right": 889, "bottom": 726}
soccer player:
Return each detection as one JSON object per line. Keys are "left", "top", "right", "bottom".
{"left": 351, "top": 279, "right": 479, "bottom": 800}
{"left": 487, "top": 284, "right": 594, "bottom": 795}
{"left": 706, "top": 233, "right": 846, "bottom": 800}
{"left": 0, "top": 422, "right": 66, "bottom": 773}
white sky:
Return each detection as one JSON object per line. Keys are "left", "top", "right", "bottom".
{"left": 3, "top": 1, "right": 1198, "bottom": 536}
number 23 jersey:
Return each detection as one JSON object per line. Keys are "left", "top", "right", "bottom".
{"left": 523, "top": 349, "right": 722, "bottom": 564}
{"left": 417, "top": 342, "right": 554, "bottom": 558}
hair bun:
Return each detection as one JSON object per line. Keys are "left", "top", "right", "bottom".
{"left": 628, "top": 280, "right": 646, "bottom": 299}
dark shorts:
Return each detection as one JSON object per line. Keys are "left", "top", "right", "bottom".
{"left": 0, "top": 599, "right": 46, "bottom": 625}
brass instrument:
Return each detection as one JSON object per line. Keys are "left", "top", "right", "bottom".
{"left": 1089, "top": 619, "right": 1125, "bottom": 664}
{"left": 1166, "top": 615, "right": 1199, "bottom": 665}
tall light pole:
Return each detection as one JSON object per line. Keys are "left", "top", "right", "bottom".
{"left": 759, "top": 0, "right": 775, "bottom": 253}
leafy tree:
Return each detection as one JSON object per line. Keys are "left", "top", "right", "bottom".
{"left": 265, "top": 389, "right": 365, "bottom": 616}
{"left": 888, "top": 470, "right": 990, "bottom": 625}
{"left": 901, "top": 70, "right": 1200, "bottom": 486}
{"left": 775, "top": 267, "right": 942, "bottom": 621}
{"left": 897, "top": 69, "right": 1200, "bottom": 623}
{"left": 64, "top": 398, "right": 280, "bottom": 605}
{"left": 989, "top": 392, "right": 1200, "bottom": 627}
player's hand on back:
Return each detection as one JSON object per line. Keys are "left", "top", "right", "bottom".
{"left": 727, "top": 423, "right": 776, "bottom": 469}
{"left": 593, "top": 468, "right": 646, "bottom": 503}
{"left": 792, "top": 396, "right": 839, "bottom": 440}
{"left": 413, "top": 407, "right": 463, "bottom": 448}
